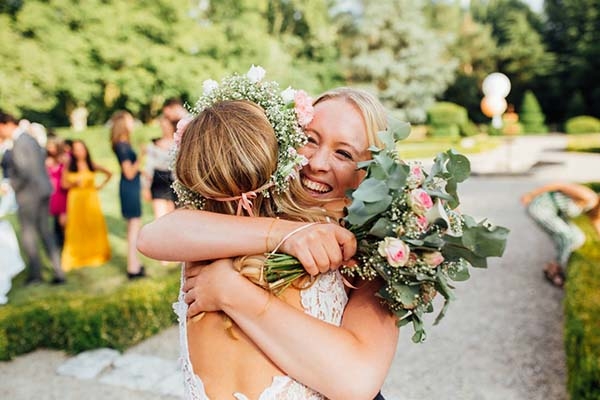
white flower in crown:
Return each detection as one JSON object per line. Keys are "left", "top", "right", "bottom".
{"left": 281, "top": 87, "right": 297, "bottom": 104}
{"left": 202, "top": 79, "right": 219, "bottom": 95}
{"left": 247, "top": 65, "right": 266, "bottom": 83}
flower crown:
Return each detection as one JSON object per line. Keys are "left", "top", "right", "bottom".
{"left": 171, "top": 65, "right": 314, "bottom": 210}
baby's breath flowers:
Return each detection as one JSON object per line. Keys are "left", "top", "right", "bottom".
{"left": 172, "top": 65, "right": 313, "bottom": 209}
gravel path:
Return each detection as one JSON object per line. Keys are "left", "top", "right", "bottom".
{"left": 1, "top": 135, "right": 597, "bottom": 400}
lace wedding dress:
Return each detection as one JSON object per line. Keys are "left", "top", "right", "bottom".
{"left": 173, "top": 266, "right": 349, "bottom": 400}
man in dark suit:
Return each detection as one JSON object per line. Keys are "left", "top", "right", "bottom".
{"left": 0, "top": 111, "right": 65, "bottom": 284}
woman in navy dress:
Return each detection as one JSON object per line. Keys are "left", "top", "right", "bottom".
{"left": 110, "top": 110, "right": 145, "bottom": 279}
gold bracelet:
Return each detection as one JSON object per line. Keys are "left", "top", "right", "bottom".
{"left": 265, "top": 217, "right": 279, "bottom": 253}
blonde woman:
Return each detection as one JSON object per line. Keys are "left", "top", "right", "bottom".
{"left": 139, "top": 86, "right": 397, "bottom": 400}
{"left": 110, "top": 111, "right": 144, "bottom": 279}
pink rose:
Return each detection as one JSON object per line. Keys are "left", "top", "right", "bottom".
{"left": 416, "top": 214, "right": 429, "bottom": 231}
{"left": 378, "top": 237, "right": 411, "bottom": 267}
{"left": 409, "top": 164, "right": 425, "bottom": 185}
{"left": 174, "top": 116, "right": 193, "bottom": 146}
{"left": 422, "top": 251, "right": 444, "bottom": 267}
{"left": 409, "top": 188, "right": 434, "bottom": 215}
{"left": 294, "top": 90, "right": 314, "bottom": 127}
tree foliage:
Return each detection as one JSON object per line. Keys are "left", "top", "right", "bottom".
{"left": 544, "top": 0, "right": 600, "bottom": 119}
{"left": 344, "top": 0, "right": 457, "bottom": 123}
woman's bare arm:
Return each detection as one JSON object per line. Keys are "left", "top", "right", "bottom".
{"left": 183, "top": 259, "right": 399, "bottom": 400}
{"left": 137, "top": 209, "right": 356, "bottom": 275}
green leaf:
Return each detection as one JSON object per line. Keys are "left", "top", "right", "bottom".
{"left": 411, "top": 317, "right": 426, "bottom": 343}
{"left": 372, "top": 152, "right": 395, "bottom": 175}
{"left": 352, "top": 178, "right": 389, "bottom": 203}
{"left": 386, "top": 163, "right": 409, "bottom": 190}
{"left": 392, "top": 283, "right": 420, "bottom": 306}
{"left": 377, "top": 129, "right": 395, "bottom": 149}
{"left": 388, "top": 119, "right": 411, "bottom": 141}
{"left": 446, "top": 151, "right": 471, "bottom": 182}
{"left": 447, "top": 262, "right": 470, "bottom": 281}
{"left": 442, "top": 236, "right": 488, "bottom": 268}
{"left": 368, "top": 218, "right": 395, "bottom": 238}
{"left": 460, "top": 216, "right": 510, "bottom": 258}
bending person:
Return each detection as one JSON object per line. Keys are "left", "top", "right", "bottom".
{"left": 138, "top": 87, "right": 399, "bottom": 400}
{"left": 521, "top": 182, "right": 600, "bottom": 287}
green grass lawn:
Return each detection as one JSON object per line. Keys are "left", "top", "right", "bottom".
{"left": 5, "top": 123, "right": 180, "bottom": 306}
{"left": 399, "top": 130, "right": 503, "bottom": 159}
{"left": 566, "top": 133, "right": 600, "bottom": 153}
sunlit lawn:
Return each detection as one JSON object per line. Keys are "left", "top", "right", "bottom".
{"left": 5, "top": 124, "right": 503, "bottom": 305}
{"left": 566, "top": 133, "right": 600, "bottom": 153}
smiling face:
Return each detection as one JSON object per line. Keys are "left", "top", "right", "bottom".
{"left": 298, "top": 97, "right": 371, "bottom": 200}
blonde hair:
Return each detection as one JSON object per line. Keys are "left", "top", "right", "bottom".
{"left": 175, "top": 100, "right": 327, "bottom": 223}
{"left": 110, "top": 110, "right": 134, "bottom": 148}
{"left": 314, "top": 87, "right": 388, "bottom": 149}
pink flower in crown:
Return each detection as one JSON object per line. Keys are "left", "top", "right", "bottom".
{"left": 294, "top": 90, "right": 314, "bottom": 127}
{"left": 408, "top": 188, "right": 434, "bottom": 215}
{"left": 378, "top": 237, "right": 411, "bottom": 268}
{"left": 174, "top": 116, "right": 193, "bottom": 146}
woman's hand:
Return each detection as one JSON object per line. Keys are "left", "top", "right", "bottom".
{"left": 183, "top": 259, "right": 245, "bottom": 318}
{"left": 274, "top": 222, "right": 357, "bottom": 276}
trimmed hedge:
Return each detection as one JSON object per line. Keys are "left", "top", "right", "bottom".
{"left": 520, "top": 90, "right": 548, "bottom": 134}
{"left": 426, "top": 102, "right": 477, "bottom": 138}
{"left": 565, "top": 214, "right": 600, "bottom": 399}
{"left": 565, "top": 116, "right": 600, "bottom": 135}
{"left": 0, "top": 272, "right": 180, "bottom": 360}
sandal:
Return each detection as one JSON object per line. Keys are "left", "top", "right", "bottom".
{"left": 543, "top": 262, "right": 565, "bottom": 288}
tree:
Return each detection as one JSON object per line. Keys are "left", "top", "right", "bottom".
{"left": 520, "top": 90, "right": 547, "bottom": 134}
{"left": 429, "top": 7, "right": 499, "bottom": 123}
{"left": 544, "top": 0, "right": 600, "bottom": 119}
{"left": 0, "top": 0, "right": 342, "bottom": 125}
{"left": 345, "top": 1, "right": 457, "bottom": 123}
{"left": 471, "top": 0, "right": 555, "bottom": 113}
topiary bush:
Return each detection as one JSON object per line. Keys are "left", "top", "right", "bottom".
{"left": 520, "top": 90, "right": 548, "bottom": 134}
{"left": 565, "top": 205, "right": 600, "bottom": 399}
{"left": 426, "top": 102, "right": 476, "bottom": 138}
{"left": 565, "top": 116, "right": 600, "bottom": 134}
{"left": 0, "top": 272, "right": 180, "bottom": 360}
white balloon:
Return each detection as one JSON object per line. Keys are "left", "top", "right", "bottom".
{"left": 482, "top": 73, "right": 511, "bottom": 98}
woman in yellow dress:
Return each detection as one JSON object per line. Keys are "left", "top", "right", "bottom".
{"left": 61, "top": 139, "right": 112, "bottom": 271}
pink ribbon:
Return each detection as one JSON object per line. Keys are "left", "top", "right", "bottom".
{"left": 208, "top": 181, "right": 274, "bottom": 217}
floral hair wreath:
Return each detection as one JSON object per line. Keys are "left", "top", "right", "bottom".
{"left": 171, "top": 65, "right": 314, "bottom": 210}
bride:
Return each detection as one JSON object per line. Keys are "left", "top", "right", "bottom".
{"left": 0, "top": 170, "right": 25, "bottom": 304}
{"left": 138, "top": 69, "right": 398, "bottom": 399}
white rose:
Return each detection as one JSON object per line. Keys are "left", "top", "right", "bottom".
{"left": 281, "top": 86, "right": 297, "bottom": 104}
{"left": 246, "top": 65, "right": 266, "bottom": 83}
{"left": 202, "top": 79, "right": 219, "bottom": 95}
{"left": 377, "top": 237, "right": 411, "bottom": 268}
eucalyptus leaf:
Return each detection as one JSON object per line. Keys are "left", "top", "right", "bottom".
{"left": 392, "top": 283, "right": 420, "bottom": 306}
{"left": 446, "top": 151, "right": 471, "bottom": 182}
{"left": 433, "top": 298, "right": 451, "bottom": 325}
{"left": 352, "top": 178, "right": 390, "bottom": 203}
{"left": 388, "top": 119, "right": 411, "bottom": 141}
{"left": 368, "top": 217, "right": 395, "bottom": 238}
{"left": 377, "top": 129, "right": 396, "bottom": 149}
{"left": 386, "top": 163, "right": 409, "bottom": 190}
{"left": 447, "top": 262, "right": 470, "bottom": 281}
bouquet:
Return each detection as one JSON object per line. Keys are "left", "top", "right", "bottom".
{"left": 236, "top": 122, "right": 509, "bottom": 343}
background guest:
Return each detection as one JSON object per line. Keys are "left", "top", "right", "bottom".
{"left": 0, "top": 111, "right": 65, "bottom": 285}
{"left": 142, "top": 115, "right": 176, "bottom": 221}
{"left": 521, "top": 182, "right": 600, "bottom": 287}
{"left": 110, "top": 111, "right": 145, "bottom": 279}
{"left": 45, "top": 135, "right": 69, "bottom": 249}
